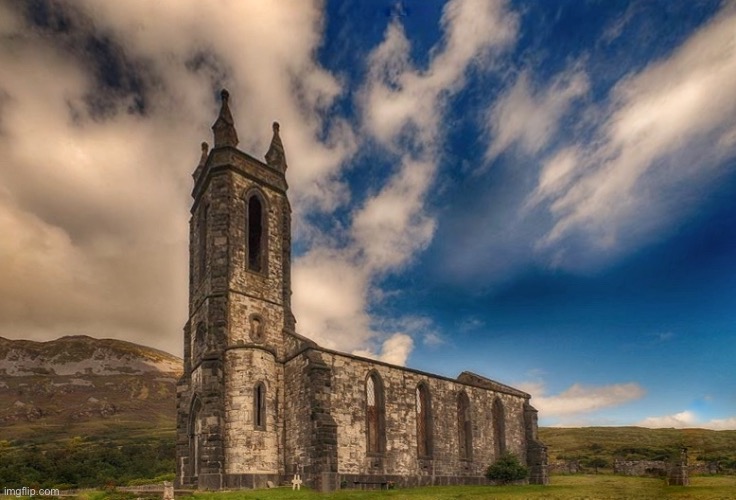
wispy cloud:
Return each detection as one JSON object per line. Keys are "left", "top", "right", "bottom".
{"left": 529, "top": 5, "right": 736, "bottom": 268}
{"left": 485, "top": 67, "right": 589, "bottom": 163}
{"left": 520, "top": 381, "right": 646, "bottom": 418}
{"left": 292, "top": 0, "right": 519, "bottom": 364}
{"left": 654, "top": 331, "right": 674, "bottom": 342}
{"left": 638, "top": 411, "right": 736, "bottom": 430}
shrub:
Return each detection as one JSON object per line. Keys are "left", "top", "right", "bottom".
{"left": 486, "top": 453, "right": 529, "bottom": 484}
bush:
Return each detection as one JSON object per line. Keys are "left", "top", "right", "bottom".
{"left": 486, "top": 453, "right": 529, "bottom": 484}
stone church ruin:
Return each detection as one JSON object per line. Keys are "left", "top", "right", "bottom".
{"left": 175, "top": 90, "right": 548, "bottom": 491}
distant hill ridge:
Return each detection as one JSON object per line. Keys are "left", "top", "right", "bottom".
{"left": 0, "top": 335, "right": 182, "bottom": 377}
{"left": 0, "top": 336, "right": 183, "bottom": 441}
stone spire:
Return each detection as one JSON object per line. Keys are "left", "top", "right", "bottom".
{"left": 265, "top": 121, "right": 287, "bottom": 171}
{"left": 193, "top": 142, "right": 209, "bottom": 181}
{"left": 212, "top": 89, "right": 239, "bottom": 148}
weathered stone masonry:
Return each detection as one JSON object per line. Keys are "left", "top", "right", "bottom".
{"left": 176, "top": 90, "right": 548, "bottom": 491}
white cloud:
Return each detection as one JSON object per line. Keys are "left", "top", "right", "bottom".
{"left": 75, "top": 0, "right": 357, "bottom": 214}
{"left": 422, "top": 332, "right": 445, "bottom": 347}
{"left": 2, "top": 0, "right": 515, "bottom": 363}
{"left": 354, "top": 333, "right": 414, "bottom": 367}
{"left": 293, "top": 0, "right": 519, "bottom": 364}
{"left": 637, "top": 412, "right": 736, "bottom": 430}
{"left": 291, "top": 248, "right": 371, "bottom": 351}
{"left": 486, "top": 68, "right": 589, "bottom": 162}
{"left": 530, "top": 5, "right": 736, "bottom": 266}
{"left": 521, "top": 381, "right": 646, "bottom": 418}
{"left": 362, "top": 0, "right": 517, "bottom": 151}
{"left": 0, "top": 1, "right": 353, "bottom": 354}
{"left": 351, "top": 158, "right": 436, "bottom": 271}
{"left": 637, "top": 411, "right": 697, "bottom": 429}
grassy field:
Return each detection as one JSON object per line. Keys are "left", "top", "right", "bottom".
{"left": 540, "top": 427, "right": 736, "bottom": 466}
{"left": 161, "top": 475, "right": 736, "bottom": 500}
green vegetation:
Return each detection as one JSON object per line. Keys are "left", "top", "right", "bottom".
{"left": 157, "top": 476, "right": 736, "bottom": 500}
{"left": 3, "top": 476, "right": 734, "bottom": 500}
{"left": 2, "top": 426, "right": 736, "bottom": 491}
{"left": 485, "top": 453, "right": 528, "bottom": 484}
{"left": 540, "top": 426, "right": 736, "bottom": 472}
{"left": 0, "top": 435, "right": 174, "bottom": 489}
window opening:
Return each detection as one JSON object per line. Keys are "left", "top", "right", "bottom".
{"left": 247, "top": 195, "right": 263, "bottom": 272}
{"left": 493, "top": 397, "right": 506, "bottom": 457}
{"left": 458, "top": 391, "right": 472, "bottom": 460}
{"left": 254, "top": 382, "right": 266, "bottom": 429}
{"left": 365, "top": 373, "right": 384, "bottom": 453}
{"left": 416, "top": 384, "right": 432, "bottom": 457}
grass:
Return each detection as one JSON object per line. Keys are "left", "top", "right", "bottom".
{"left": 168, "top": 475, "right": 736, "bottom": 500}
{"left": 540, "top": 427, "right": 736, "bottom": 464}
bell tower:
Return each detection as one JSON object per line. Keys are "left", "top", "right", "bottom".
{"left": 177, "top": 90, "right": 293, "bottom": 489}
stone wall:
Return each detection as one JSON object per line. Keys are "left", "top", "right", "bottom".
{"left": 175, "top": 354, "right": 226, "bottom": 490}
{"left": 223, "top": 348, "right": 282, "bottom": 476}
{"left": 282, "top": 348, "right": 536, "bottom": 488}
{"left": 614, "top": 460, "right": 669, "bottom": 476}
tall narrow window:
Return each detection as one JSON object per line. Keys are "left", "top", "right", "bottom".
{"left": 365, "top": 372, "right": 385, "bottom": 454}
{"left": 198, "top": 204, "right": 208, "bottom": 281}
{"left": 188, "top": 397, "right": 202, "bottom": 478}
{"left": 254, "top": 382, "right": 266, "bottom": 430}
{"left": 194, "top": 322, "right": 206, "bottom": 358}
{"left": 492, "top": 397, "right": 506, "bottom": 458}
{"left": 247, "top": 195, "right": 264, "bottom": 272}
{"left": 457, "top": 391, "right": 472, "bottom": 460}
{"left": 416, "top": 383, "right": 432, "bottom": 458}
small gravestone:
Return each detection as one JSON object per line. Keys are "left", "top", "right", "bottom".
{"left": 291, "top": 474, "right": 302, "bottom": 490}
{"left": 266, "top": 480, "right": 274, "bottom": 488}
{"left": 163, "top": 481, "right": 174, "bottom": 500}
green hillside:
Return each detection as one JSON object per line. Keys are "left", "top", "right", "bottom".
{"left": 540, "top": 427, "right": 736, "bottom": 468}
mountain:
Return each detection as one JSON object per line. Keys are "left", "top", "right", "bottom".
{"left": 0, "top": 335, "right": 182, "bottom": 444}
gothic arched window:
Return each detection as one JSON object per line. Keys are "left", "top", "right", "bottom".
{"left": 416, "top": 382, "right": 432, "bottom": 458}
{"left": 188, "top": 397, "right": 203, "bottom": 478}
{"left": 246, "top": 193, "right": 266, "bottom": 273}
{"left": 492, "top": 397, "right": 506, "bottom": 458}
{"left": 365, "top": 371, "right": 385, "bottom": 454}
{"left": 457, "top": 391, "right": 472, "bottom": 460}
{"left": 254, "top": 382, "right": 266, "bottom": 430}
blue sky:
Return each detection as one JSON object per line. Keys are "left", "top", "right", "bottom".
{"left": 0, "top": 1, "right": 734, "bottom": 428}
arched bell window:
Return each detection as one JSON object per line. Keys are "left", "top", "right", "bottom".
{"left": 245, "top": 192, "right": 267, "bottom": 273}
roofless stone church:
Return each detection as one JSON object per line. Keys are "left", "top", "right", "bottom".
{"left": 175, "top": 90, "right": 548, "bottom": 491}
